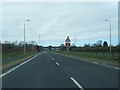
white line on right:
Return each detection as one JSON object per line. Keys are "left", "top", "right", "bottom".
{"left": 70, "top": 77, "right": 84, "bottom": 90}
{"left": 92, "top": 62, "right": 98, "bottom": 64}
{"left": 54, "top": 52, "right": 120, "bottom": 70}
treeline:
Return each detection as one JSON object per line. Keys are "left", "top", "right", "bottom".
{"left": 1, "top": 40, "right": 120, "bottom": 53}
{"left": 59, "top": 40, "right": 120, "bottom": 52}
{"left": 1, "top": 41, "right": 39, "bottom": 54}
{"left": 69, "top": 46, "right": 119, "bottom": 52}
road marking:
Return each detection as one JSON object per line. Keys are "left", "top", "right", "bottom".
{"left": 54, "top": 53, "right": 120, "bottom": 70}
{"left": 56, "top": 62, "right": 59, "bottom": 66}
{"left": 92, "top": 62, "right": 99, "bottom": 64}
{"left": 52, "top": 58, "right": 54, "bottom": 61}
{"left": 91, "top": 61, "right": 120, "bottom": 70}
{"left": 46, "top": 52, "right": 52, "bottom": 58}
{"left": 0, "top": 54, "right": 39, "bottom": 78}
{"left": 70, "top": 77, "right": 84, "bottom": 90}
{"left": 102, "top": 64, "right": 119, "bottom": 70}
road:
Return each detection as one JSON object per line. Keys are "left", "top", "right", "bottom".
{"left": 2, "top": 51, "right": 119, "bottom": 88}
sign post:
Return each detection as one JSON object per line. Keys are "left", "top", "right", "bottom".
{"left": 65, "top": 36, "right": 71, "bottom": 52}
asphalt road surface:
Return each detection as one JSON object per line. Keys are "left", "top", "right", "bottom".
{"left": 2, "top": 51, "right": 119, "bottom": 88}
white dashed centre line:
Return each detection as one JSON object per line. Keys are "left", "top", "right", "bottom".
{"left": 56, "top": 62, "right": 59, "bottom": 66}
{"left": 49, "top": 55, "right": 52, "bottom": 58}
{"left": 52, "top": 58, "right": 54, "bottom": 61}
{"left": 70, "top": 77, "right": 84, "bottom": 90}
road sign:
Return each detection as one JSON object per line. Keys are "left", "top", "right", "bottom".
{"left": 65, "top": 36, "right": 71, "bottom": 47}
{"left": 66, "top": 43, "right": 70, "bottom": 47}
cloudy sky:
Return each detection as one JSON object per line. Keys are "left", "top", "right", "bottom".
{"left": 1, "top": 2, "right": 118, "bottom": 46}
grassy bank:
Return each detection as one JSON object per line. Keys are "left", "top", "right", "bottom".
{"left": 53, "top": 51, "right": 119, "bottom": 66}
{"left": 2, "top": 51, "right": 38, "bottom": 72}
{"left": 2, "top": 51, "right": 36, "bottom": 59}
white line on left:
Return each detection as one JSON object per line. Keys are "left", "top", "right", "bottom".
{"left": 0, "top": 54, "right": 39, "bottom": 78}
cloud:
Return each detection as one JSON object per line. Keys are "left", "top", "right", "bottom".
{"left": 2, "top": 2, "right": 118, "bottom": 46}
{"left": 40, "top": 17, "right": 60, "bottom": 34}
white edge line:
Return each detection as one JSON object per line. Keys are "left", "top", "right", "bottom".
{"left": 92, "top": 62, "right": 99, "bottom": 64}
{"left": 54, "top": 53, "right": 120, "bottom": 70}
{"left": 70, "top": 77, "right": 84, "bottom": 90}
{"left": 0, "top": 54, "right": 39, "bottom": 78}
{"left": 85, "top": 60, "right": 120, "bottom": 70}
{"left": 56, "top": 62, "right": 59, "bottom": 66}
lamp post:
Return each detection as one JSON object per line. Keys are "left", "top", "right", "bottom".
{"left": 70, "top": 34, "right": 76, "bottom": 46}
{"left": 39, "top": 34, "right": 40, "bottom": 46}
{"left": 39, "top": 34, "right": 44, "bottom": 46}
{"left": 105, "top": 19, "right": 111, "bottom": 53}
{"left": 24, "top": 19, "right": 30, "bottom": 54}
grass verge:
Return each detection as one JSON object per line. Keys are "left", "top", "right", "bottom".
{"left": 53, "top": 51, "right": 120, "bottom": 66}
{"left": 2, "top": 51, "right": 36, "bottom": 59}
{"left": 2, "top": 52, "right": 38, "bottom": 72}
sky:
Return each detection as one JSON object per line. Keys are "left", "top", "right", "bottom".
{"left": 1, "top": 2, "right": 118, "bottom": 46}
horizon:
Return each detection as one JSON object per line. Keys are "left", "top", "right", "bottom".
{"left": 1, "top": 2, "right": 118, "bottom": 46}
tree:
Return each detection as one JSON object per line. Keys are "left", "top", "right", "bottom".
{"left": 117, "top": 43, "right": 120, "bottom": 47}
{"left": 12, "top": 41, "right": 17, "bottom": 45}
{"left": 18, "top": 41, "right": 24, "bottom": 47}
{"left": 96, "top": 40, "right": 102, "bottom": 47}
{"left": 28, "top": 41, "right": 37, "bottom": 46}
{"left": 103, "top": 41, "right": 108, "bottom": 47}
{"left": 84, "top": 43, "right": 90, "bottom": 47}
{"left": 3, "top": 41, "right": 11, "bottom": 44}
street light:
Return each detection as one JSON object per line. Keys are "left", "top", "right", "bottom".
{"left": 39, "top": 34, "right": 40, "bottom": 46}
{"left": 70, "top": 34, "right": 76, "bottom": 46}
{"left": 39, "top": 34, "right": 44, "bottom": 46}
{"left": 105, "top": 19, "right": 111, "bottom": 53}
{"left": 24, "top": 19, "right": 30, "bottom": 54}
